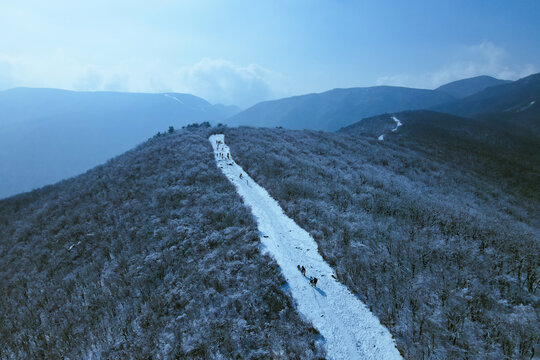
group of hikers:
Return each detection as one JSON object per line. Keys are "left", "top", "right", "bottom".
{"left": 215, "top": 140, "right": 230, "bottom": 160}
{"left": 214, "top": 140, "right": 251, "bottom": 186}
{"left": 297, "top": 265, "right": 318, "bottom": 287}
{"left": 217, "top": 151, "right": 230, "bottom": 160}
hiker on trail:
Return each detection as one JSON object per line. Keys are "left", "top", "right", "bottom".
{"left": 239, "top": 173, "right": 243, "bottom": 179}
{"left": 227, "top": 153, "right": 230, "bottom": 159}
{"left": 301, "top": 266, "right": 306, "bottom": 276}
{"left": 297, "top": 265, "right": 301, "bottom": 272}
{"left": 313, "top": 277, "right": 318, "bottom": 287}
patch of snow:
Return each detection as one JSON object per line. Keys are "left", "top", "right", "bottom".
{"left": 68, "top": 241, "right": 81, "bottom": 251}
{"left": 209, "top": 134, "right": 402, "bottom": 360}
{"left": 517, "top": 100, "right": 535, "bottom": 112}
{"left": 164, "top": 94, "right": 185, "bottom": 104}
{"left": 378, "top": 135, "right": 384, "bottom": 141}
{"left": 391, "top": 116, "right": 402, "bottom": 132}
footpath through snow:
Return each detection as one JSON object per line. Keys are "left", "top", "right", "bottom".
{"left": 378, "top": 116, "right": 402, "bottom": 141}
{"left": 210, "top": 134, "right": 402, "bottom": 360}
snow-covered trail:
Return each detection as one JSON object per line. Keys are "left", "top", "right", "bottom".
{"left": 391, "top": 116, "right": 402, "bottom": 132}
{"left": 209, "top": 134, "right": 402, "bottom": 360}
{"left": 378, "top": 116, "right": 402, "bottom": 141}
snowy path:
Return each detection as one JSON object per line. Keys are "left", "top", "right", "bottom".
{"left": 378, "top": 116, "right": 402, "bottom": 141}
{"left": 210, "top": 134, "right": 402, "bottom": 360}
{"left": 391, "top": 116, "right": 402, "bottom": 132}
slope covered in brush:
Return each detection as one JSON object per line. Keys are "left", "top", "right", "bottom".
{"left": 342, "top": 109, "right": 540, "bottom": 156}
{"left": 0, "top": 128, "right": 324, "bottom": 359}
{"left": 225, "top": 126, "right": 539, "bottom": 359}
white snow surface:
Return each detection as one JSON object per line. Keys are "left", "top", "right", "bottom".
{"left": 209, "top": 134, "right": 402, "bottom": 360}
{"left": 517, "top": 100, "right": 535, "bottom": 112}
{"left": 391, "top": 116, "right": 402, "bottom": 132}
{"left": 378, "top": 116, "right": 402, "bottom": 141}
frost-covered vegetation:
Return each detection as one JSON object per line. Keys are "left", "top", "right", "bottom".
{"left": 1, "top": 119, "right": 537, "bottom": 359}
{"left": 225, "top": 126, "right": 539, "bottom": 359}
{"left": 0, "top": 129, "right": 325, "bottom": 359}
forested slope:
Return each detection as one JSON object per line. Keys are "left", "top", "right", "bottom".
{"left": 341, "top": 110, "right": 540, "bottom": 206}
{"left": 225, "top": 127, "right": 539, "bottom": 359}
{"left": 0, "top": 128, "right": 325, "bottom": 359}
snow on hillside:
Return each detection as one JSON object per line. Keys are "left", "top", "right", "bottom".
{"left": 164, "top": 93, "right": 185, "bottom": 104}
{"left": 378, "top": 116, "right": 402, "bottom": 141}
{"left": 517, "top": 100, "right": 535, "bottom": 112}
{"left": 210, "top": 134, "right": 402, "bottom": 360}
{"left": 391, "top": 116, "right": 403, "bottom": 131}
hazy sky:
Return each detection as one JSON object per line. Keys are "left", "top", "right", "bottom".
{"left": 1, "top": 0, "right": 539, "bottom": 107}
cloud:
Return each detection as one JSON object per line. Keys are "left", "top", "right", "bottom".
{"left": 0, "top": 54, "right": 286, "bottom": 107}
{"left": 72, "top": 67, "right": 130, "bottom": 92}
{"left": 377, "top": 41, "right": 538, "bottom": 89}
{"left": 171, "top": 58, "right": 286, "bottom": 108}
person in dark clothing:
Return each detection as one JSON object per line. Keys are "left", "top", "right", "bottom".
{"left": 312, "top": 277, "right": 318, "bottom": 287}
{"left": 301, "top": 266, "right": 306, "bottom": 276}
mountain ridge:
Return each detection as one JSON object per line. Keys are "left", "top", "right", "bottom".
{"left": 226, "top": 85, "right": 456, "bottom": 131}
{"left": 435, "top": 75, "right": 511, "bottom": 98}
{"left": 433, "top": 73, "right": 540, "bottom": 117}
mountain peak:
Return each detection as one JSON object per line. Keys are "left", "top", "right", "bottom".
{"left": 436, "top": 75, "right": 511, "bottom": 98}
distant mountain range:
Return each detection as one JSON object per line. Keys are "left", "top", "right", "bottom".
{"left": 226, "top": 86, "right": 455, "bottom": 131}
{"left": 434, "top": 75, "right": 511, "bottom": 99}
{"left": 0, "top": 88, "right": 240, "bottom": 198}
{"left": 3, "top": 73, "right": 538, "bottom": 199}
{"left": 225, "top": 75, "right": 517, "bottom": 131}
{"left": 342, "top": 73, "right": 540, "bottom": 144}
{"left": 434, "top": 73, "right": 539, "bottom": 117}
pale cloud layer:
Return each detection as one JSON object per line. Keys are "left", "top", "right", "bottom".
{"left": 1, "top": 2, "right": 539, "bottom": 106}
{"left": 377, "top": 42, "right": 538, "bottom": 89}
{"left": 2, "top": 41, "right": 534, "bottom": 108}
{"left": 172, "top": 58, "right": 288, "bottom": 108}
{"left": 0, "top": 55, "right": 286, "bottom": 108}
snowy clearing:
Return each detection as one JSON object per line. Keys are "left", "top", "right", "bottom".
{"left": 378, "top": 134, "right": 385, "bottom": 141}
{"left": 210, "top": 134, "right": 402, "bottom": 360}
